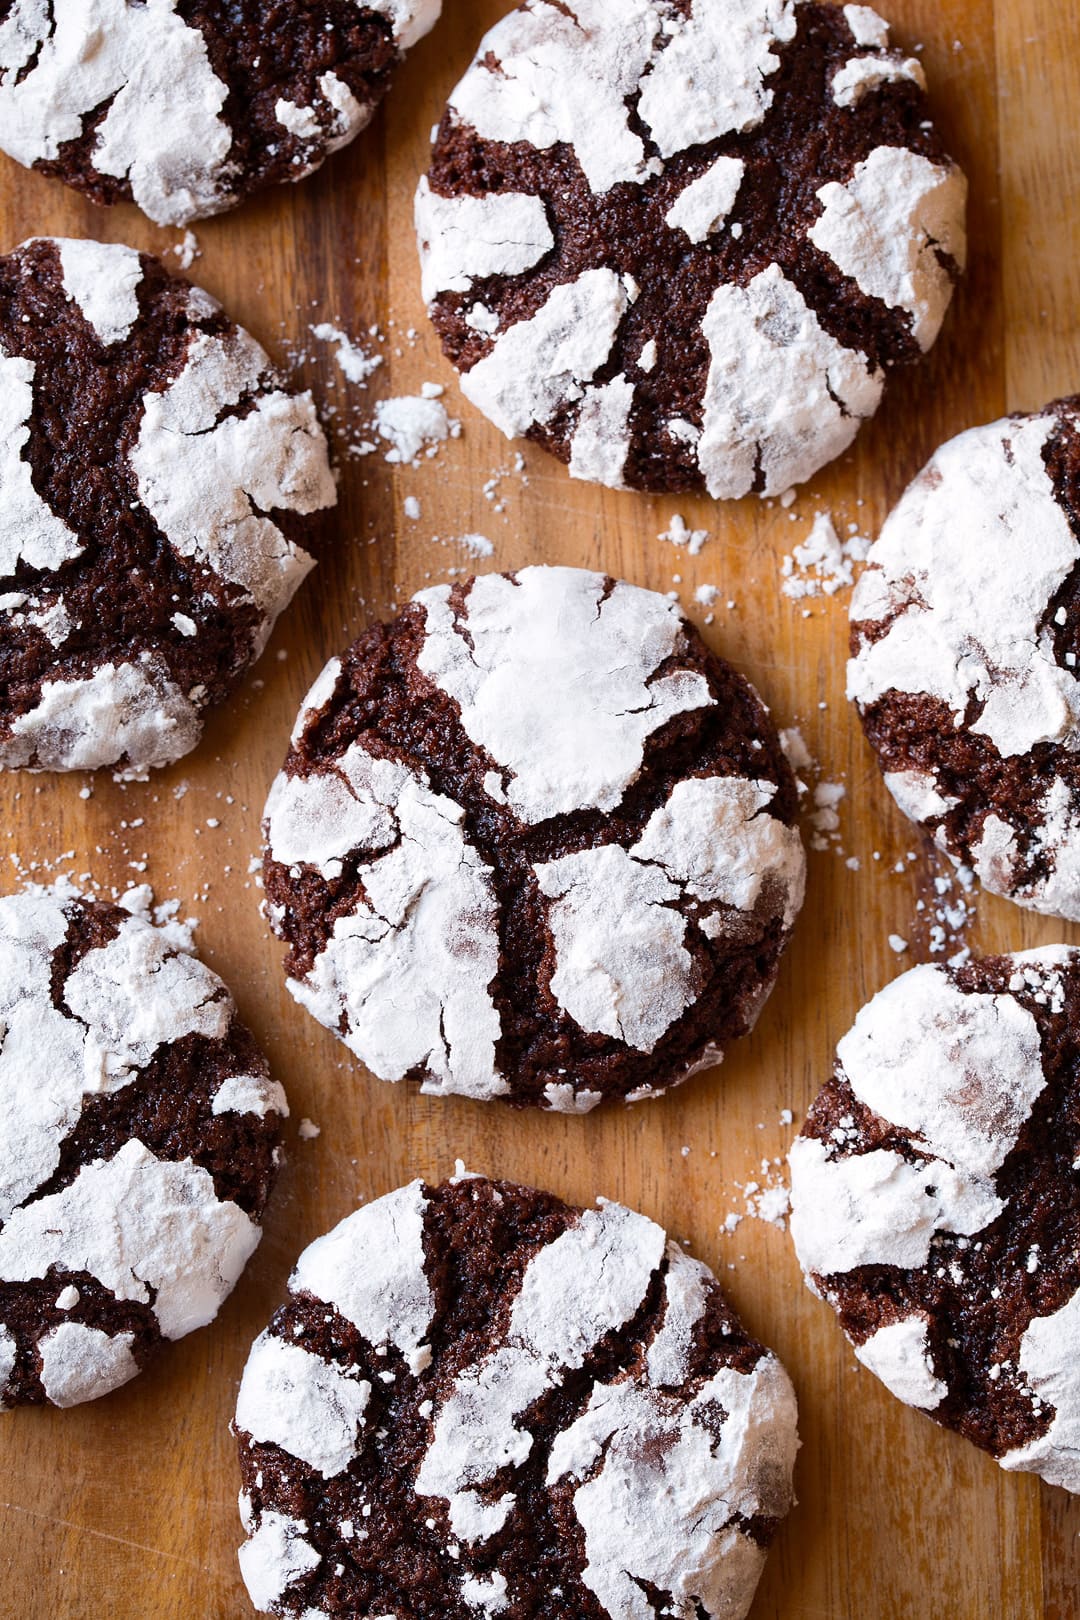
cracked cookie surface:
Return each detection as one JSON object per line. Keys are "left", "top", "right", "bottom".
{"left": 416, "top": 0, "right": 965, "bottom": 498}
{"left": 235, "top": 1172, "right": 799, "bottom": 1619}
{"left": 0, "top": 0, "right": 442, "bottom": 225}
{"left": 0, "top": 236, "right": 336, "bottom": 777}
{"left": 789, "top": 948, "right": 1080, "bottom": 1492}
{"left": 0, "top": 886, "right": 286, "bottom": 1409}
{"left": 849, "top": 397, "right": 1080, "bottom": 922}
{"left": 262, "top": 566, "right": 805, "bottom": 1111}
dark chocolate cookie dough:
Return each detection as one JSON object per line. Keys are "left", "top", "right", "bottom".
{"left": 789, "top": 949, "right": 1080, "bottom": 1492}
{"left": 0, "top": 886, "right": 286, "bottom": 1409}
{"left": 234, "top": 1173, "right": 799, "bottom": 1619}
{"left": 0, "top": 0, "right": 442, "bottom": 225}
{"left": 415, "top": 0, "right": 966, "bottom": 498}
{"left": 262, "top": 566, "right": 805, "bottom": 1111}
{"left": 0, "top": 236, "right": 335, "bottom": 777}
{"left": 849, "top": 397, "right": 1080, "bottom": 922}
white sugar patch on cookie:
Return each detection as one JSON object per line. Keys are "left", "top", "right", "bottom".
{"left": 631, "top": 775, "right": 806, "bottom": 931}
{"left": 237, "top": 1508, "right": 321, "bottom": 1615}
{"left": 547, "top": 1356, "right": 797, "bottom": 1619}
{"left": 55, "top": 238, "right": 143, "bottom": 345}
{"left": 848, "top": 413, "right": 1080, "bottom": 760}
{"left": 460, "top": 268, "right": 628, "bottom": 437}
{"left": 414, "top": 1201, "right": 666, "bottom": 1541}
{"left": 568, "top": 374, "right": 635, "bottom": 487}
{"left": 365, "top": 0, "right": 443, "bottom": 51}
{"left": 697, "top": 263, "right": 883, "bottom": 499}
{"left": 853, "top": 1316, "right": 946, "bottom": 1411}
{"left": 211, "top": 1072, "right": 289, "bottom": 1118}
{"left": 37, "top": 1320, "right": 139, "bottom": 1407}
{"left": 0, "top": 655, "right": 202, "bottom": 774}
{"left": 415, "top": 567, "right": 713, "bottom": 822}
{"left": 831, "top": 54, "right": 926, "bottom": 109}
{"left": 64, "top": 911, "right": 232, "bottom": 1079}
{"left": 836, "top": 963, "right": 1048, "bottom": 1178}
{"left": 843, "top": 4, "right": 890, "bottom": 47}
{"left": 272, "top": 752, "right": 505, "bottom": 1101}
{"left": 809, "top": 146, "right": 967, "bottom": 351}
{"left": 131, "top": 327, "right": 331, "bottom": 631}
{"left": 415, "top": 177, "right": 554, "bottom": 303}
{"left": 1001, "top": 1290, "right": 1080, "bottom": 1492}
{"left": 788, "top": 1136, "right": 1004, "bottom": 1275}
{"left": 274, "top": 97, "right": 322, "bottom": 141}
{"left": 637, "top": 0, "right": 798, "bottom": 155}
{"left": 664, "top": 155, "right": 745, "bottom": 243}
{"left": 447, "top": 0, "right": 667, "bottom": 195}
{"left": 646, "top": 1244, "right": 712, "bottom": 1386}
{"left": 237, "top": 1334, "right": 372, "bottom": 1478}
{"left": 882, "top": 768, "right": 959, "bottom": 825}
{"left": 0, "top": 1138, "right": 260, "bottom": 1339}
{"left": 534, "top": 844, "right": 695, "bottom": 1052}
{"left": 0, "top": 890, "right": 98, "bottom": 1221}
{"left": 289, "top": 1181, "right": 434, "bottom": 1369}
{"left": 0, "top": 1324, "right": 16, "bottom": 1401}
{"left": 0, "top": 355, "right": 83, "bottom": 575}
{"left": 0, "top": 0, "right": 233, "bottom": 226}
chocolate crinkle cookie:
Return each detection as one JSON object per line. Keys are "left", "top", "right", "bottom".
{"left": 789, "top": 949, "right": 1080, "bottom": 1492}
{"left": 0, "top": 236, "right": 336, "bottom": 778}
{"left": 849, "top": 397, "right": 1080, "bottom": 922}
{"left": 0, "top": 886, "right": 286, "bottom": 1410}
{"left": 234, "top": 1173, "right": 799, "bottom": 1620}
{"left": 262, "top": 566, "right": 805, "bottom": 1111}
{"left": 0, "top": 0, "right": 442, "bottom": 226}
{"left": 415, "top": 0, "right": 966, "bottom": 498}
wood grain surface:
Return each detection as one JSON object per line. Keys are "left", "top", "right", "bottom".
{"left": 1, "top": 3, "right": 1079, "bottom": 1616}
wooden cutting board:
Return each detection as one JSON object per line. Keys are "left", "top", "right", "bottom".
{"left": 2, "top": 2, "right": 1079, "bottom": 1616}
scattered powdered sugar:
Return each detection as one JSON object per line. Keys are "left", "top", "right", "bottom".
{"left": 658, "top": 514, "right": 709, "bottom": 556}
{"left": 310, "top": 322, "right": 384, "bottom": 385}
{"left": 781, "top": 511, "right": 870, "bottom": 599}
{"left": 374, "top": 391, "right": 461, "bottom": 465}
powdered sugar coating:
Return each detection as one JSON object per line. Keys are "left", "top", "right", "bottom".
{"left": 37, "top": 1320, "right": 139, "bottom": 1407}
{"left": 853, "top": 1316, "right": 946, "bottom": 1410}
{"left": 290, "top": 1181, "right": 434, "bottom": 1368}
{"left": 414, "top": 178, "right": 554, "bottom": 304}
{"left": 0, "top": 353, "right": 83, "bottom": 576}
{"left": 790, "top": 948, "right": 1080, "bottom": 1491}
{"left": 0, "top": 239, "right": 335, "bottom": 775}
{"left": 265, "top": 567, "right": 803, "bottom": 1109}
{"left": 809, "top": 145, "right": 967, "bottom": 351}
{"left": 271, "top": 752, "right": 505, "bottom": 1103}
{"left": 698, "top": 264, "right": 884, "bottom": 499}
{"left": 0, "top": 887, "right": 283, "bottom": 1408}
{"left": 665, "top": 155, "right": 746, "bottom": 244}
{"left": 849, "top": 403, "right": 1080, "bottom": 921}
{"left": 235, "top": 1176, "right": 798, "bottom": 1618}
{"left": 459, "top": 268, "right": 629, "bottom": 440}
{"left": 416, "top": 568, "right": 712, "bottom": 823}
{"left": 420, "top": 0, "right": 964, "bottom": 497}
{"left": 0, "top": 1139, "right": 260, "bottom": 1339}
{"left": 55, "top": 238, "right": 144, "bottom": 345}
{"left": 0, "top": 0, "right": 442, "bottom": 224}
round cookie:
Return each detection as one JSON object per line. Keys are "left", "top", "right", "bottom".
{"left": 0, "top": 886, "right": 286, "bottom": 1409}
{"left": 235, "top": 1172, "right": 799, "bottom": 1620}
{"left": 0, "top": 236, "right": 336, "bottom": 778}
{"left": 415, "top": 0, "right": 966, "bottom": 498}
{"left": 849, "top": 398, "right": 1080, "bottom": 922}
{"left": 262, "top": 565, "right": 805, "bottom": 1111}
{"left": 0, "top": 0, "right": 442, "bottom": 227}
{"left": 789, "top": 949, "right": 1080, "bottom": 1492}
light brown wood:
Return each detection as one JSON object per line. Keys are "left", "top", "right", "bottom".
{"left": 2, "top": 3, "right": 1080, "bottom": 1616}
